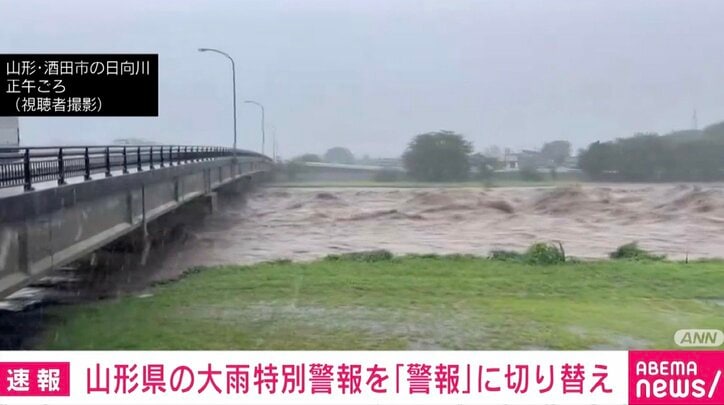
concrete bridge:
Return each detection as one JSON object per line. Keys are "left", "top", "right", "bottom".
{"left": 0, "top": 145, "right": 273, "bottom": 298}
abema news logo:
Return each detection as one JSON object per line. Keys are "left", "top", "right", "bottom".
{"left": 629, "top": 351, "right": 722, "bottom": 404}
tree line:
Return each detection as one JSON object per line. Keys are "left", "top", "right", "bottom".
{"left": 289, "top": 119, "right": 724, "bottom": 183}
{"left": 401, "top": 130, "right": 571, "bottom": 181}
{"left": 578, "top": 121, "right": 724, "bottom": 181}
{"left": 289, "top": 131, "right": 572, "bottom": 182}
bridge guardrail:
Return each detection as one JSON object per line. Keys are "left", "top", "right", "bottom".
{"left": 0, "top": 145, "right": 270, "bottom": 191}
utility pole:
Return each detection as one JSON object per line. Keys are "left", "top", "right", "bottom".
{"left": 692, "top": 109, "right": 698, "bottom": 130}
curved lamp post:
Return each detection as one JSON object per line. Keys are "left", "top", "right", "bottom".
{"left": 270, "top": 124, "right": 277, "bottom": 161}
{"left": 244, "top": 100, "right": 265, "bottom": 155}
{"left": 198, "top": 48, "right": 237, "bottom": 151}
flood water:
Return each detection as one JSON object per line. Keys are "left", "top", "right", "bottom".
{"left": 151, "top": 183, "right": 724, "bottom": 280}
{"left": 2, "top": 183, "right": 724, "bottom": 347}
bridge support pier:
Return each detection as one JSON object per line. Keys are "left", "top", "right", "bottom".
{"left": 138, "top": 223, "right": 151, "bottom": 266}
{"left": 224, "top": 176, "right": 253, "bottom": 196}
{"left": 200, "top": 192, "right": 217, "bottom": 214}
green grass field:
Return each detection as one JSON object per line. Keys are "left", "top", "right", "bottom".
{"left": 40, "top": 255, "right": 724, "bottom": 350}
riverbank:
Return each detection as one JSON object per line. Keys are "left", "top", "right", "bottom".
{"left": 38, "top": 254, "right": 724, "bottom": 350}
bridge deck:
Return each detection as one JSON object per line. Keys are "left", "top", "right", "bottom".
{"left": 0, "top": 147, "right": 272, "bottom": 299}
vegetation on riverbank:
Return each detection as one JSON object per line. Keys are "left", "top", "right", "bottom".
{"left": 578, "top": 120, "right": 724, "bottom": 181}
{"left": 40, "top": 250, "right": 723, "bottom": 350}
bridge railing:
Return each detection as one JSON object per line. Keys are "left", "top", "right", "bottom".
{"left": 0, "top": 145, "right": 270, "bottom": 191}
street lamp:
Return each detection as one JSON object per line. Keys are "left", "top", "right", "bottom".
{"left": 198, "top": 47, "right": 237, "bottom": 151}
{"left": 270, "top": 124, "right": 278, "bottom": 161}
{"left": 244, "top": 100, "right": 265, "bottom": 155}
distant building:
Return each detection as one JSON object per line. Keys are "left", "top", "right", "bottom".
{"left": 287, "top": 161, "right": 404, "bottom": 182}
{"left": 503, "top": 154, "right": 518, "bottom": 170}
{"left": 476, "top": 149, "right": 519, "bottom": 172}
{"left": 562, "top": 155, "right": 579, "bottom": 169}
{"left": 501, "top": 152, "right": 518, "bottom": 171}
{"left": 517, "top": 149, "right": 550, "bottom": 169}
{"left": 363, "top": 157, "right": 403, "bottom": 168}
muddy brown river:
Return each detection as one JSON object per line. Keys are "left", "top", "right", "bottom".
{"left": 3, "top": 183, "right": 724, "bottom": 348}
{"left": 148, "top": 183, "right": 724, "bottom": 283}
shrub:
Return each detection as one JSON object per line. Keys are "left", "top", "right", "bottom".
{"left": 325, "top": 250, "right": 394, "bottom": 262}
{"left": 440, "top": 253, "right": 477, "bottom": 260}
{"left": 609, "top": 242, "right": 665, "bottom": 261}
{"left": 525, "top": 242, "right": 566, "bottom": 265}
{"left": 488, "top": 250, "right": 525, "bottom": 261}
{"left": 404, "top": 253, "right": 440, "bottom": 259}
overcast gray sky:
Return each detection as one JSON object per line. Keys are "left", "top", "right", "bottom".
{"left": 2, "top": 0, "right": 724, "bottom": 158}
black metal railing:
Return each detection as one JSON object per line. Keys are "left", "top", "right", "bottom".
{"left": 0, "top": 145, "right": 270, "bottom": 191}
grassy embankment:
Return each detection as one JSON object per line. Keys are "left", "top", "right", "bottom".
{"left": 40, "top": 251, "right": 723, "bottom": 350}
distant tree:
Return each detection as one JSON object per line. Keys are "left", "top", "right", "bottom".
{"left": 293, "top": 153, "right": 322, "bottom": 163}
{"left": 323, "top": 147, "right": 355, "bottom": 164}
{"left": 519, "top": 167, "right": 543, "bottom": 182}
{"left": 477, "top": 160, "right": 495, "bottom": 180}
{"left": 483, "top": 145, "right": 502, "bottom": 159}
{"left": 704, "top": 121, "right": 724, "bottom": 139}
{"left": 578, "top": 141, "right": 614, "bottom": 179}
{"left": 540, "top": 140, "right": 571, "bottom": 166}
{"left": 470, "top": 152, "right": 501, "bottom": 180}
{"left": 402, "top": 130, "right": 473, "bottom": 181}
{"left": 518, "top": 151, "right": 545, "bottom": 170}
{"left": 284, "top": 161, "right": 304, "bottom": 181}
{"left": 578, "top": 129, "right": 724, "bottom": 182}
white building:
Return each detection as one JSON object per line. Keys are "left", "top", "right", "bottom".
{"left": 501, "top": 153, "right": 519, "bottom": 171}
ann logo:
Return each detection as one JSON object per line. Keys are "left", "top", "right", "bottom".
{"left": 674, "top": 329, "right": 724, "bottom": 347}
